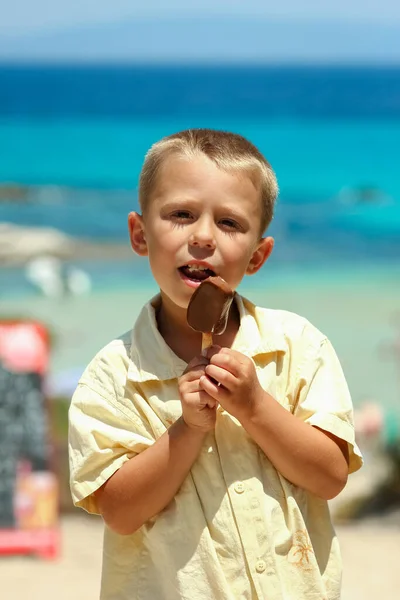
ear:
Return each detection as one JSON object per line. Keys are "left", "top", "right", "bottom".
{"left": 128, "top": 212, "right": 148, "bottom": 256}
{"left": 246, "top": 236, "right": 274, "bottom": 275}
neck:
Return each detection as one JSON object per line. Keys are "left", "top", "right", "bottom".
{"left": 156, "top": 292, "right": 200, "bottom": 350}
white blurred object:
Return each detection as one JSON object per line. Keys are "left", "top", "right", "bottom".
{"left": 354, "top": 402, "right": 385, "bottom": 439}
{"left": 45, "top": 367, "right": 84, "bottom": 398}
{"left": 0, "top": 222, "right": 73, "bottom": 266}
{"left": 25, "top": 256, "right": 91, "bottom": 298}
{"left": 25, "top": 256, "right": 65, "bottom": 297}
{"left": 66, "top": 266, "right": 92, "bottom": 295}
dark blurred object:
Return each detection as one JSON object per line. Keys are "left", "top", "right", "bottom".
{"left": 337, "top": 401, "right": 400, "bottom": 523}
{"left": 0, "top": 184, "right": 29, "bottom": 202}
{"left": 0, "top": 365, "right": 47, "bottom": 527}
{"left": 0, "top": 321, "right": 60, "bottom": 559}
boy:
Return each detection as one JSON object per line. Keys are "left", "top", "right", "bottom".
{"left": 69, "top": 129, "right": 362, "bottom": 599}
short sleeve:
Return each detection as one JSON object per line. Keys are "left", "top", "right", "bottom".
{"left": 68, "top": 382, "right": 154, "bottom": 514}
{"left": 294, "top": 338, "right": 363, "bottom": 474}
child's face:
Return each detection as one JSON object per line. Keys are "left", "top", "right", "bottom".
{"left": 129, "top": 153, "right": 274, "bottom": 312}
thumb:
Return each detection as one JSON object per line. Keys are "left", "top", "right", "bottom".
{"left": 183, "top": 355, "right": 209, "bottom": 375}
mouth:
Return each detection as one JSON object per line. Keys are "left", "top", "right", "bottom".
{"left": 178, "top": 264, "right": 216, "bottom": 285}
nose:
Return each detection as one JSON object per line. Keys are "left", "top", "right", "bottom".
{"left": 188, "top": 217, "right": 216, "bottom": 250}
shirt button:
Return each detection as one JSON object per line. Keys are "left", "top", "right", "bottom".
{"left": 256, "top": 560, "right": 266, "bottom": 573}
{"left": 234, "top": 482, "right": 245, "bottom": 494}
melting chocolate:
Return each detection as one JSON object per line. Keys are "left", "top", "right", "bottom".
{"left": 187, "top": 276, "right": 235, "bottom": 336}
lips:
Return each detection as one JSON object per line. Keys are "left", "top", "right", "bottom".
{"left": 179, "top": 264, "right": 216, "bottom": 282}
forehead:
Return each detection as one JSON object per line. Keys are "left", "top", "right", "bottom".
{"left": 152, "top": 152, "right": 262, "bottom": 208}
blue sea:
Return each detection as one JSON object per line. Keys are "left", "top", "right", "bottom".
{"left": 0, "top": 65, "right": 399, "bottom": 295}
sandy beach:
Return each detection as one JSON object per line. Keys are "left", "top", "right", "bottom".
{"left": 1, "top": 512, "right": 399, "bottom": 600}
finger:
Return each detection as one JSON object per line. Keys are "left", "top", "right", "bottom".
{"left": 209, "top": 351, "right": 241, "bottom": 377}
{"left": 221, "top": 348, "right": 247, "bottom": 361}
{"left": 205, "top": 364, "right": 236, "bottom": 390}
{"left": 183, "top": 379, "right": 204, "bottom": 394}
{"left": 198, "top": 390, "right": 218, "bottom": 409}
{"left": 200, "top": 374, "right": 228, "bottom": 402}
{"left": 183, "top": 387, "right": 218, "bottom": 408}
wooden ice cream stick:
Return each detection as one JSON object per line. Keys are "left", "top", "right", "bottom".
{"left": 201, "top": 332, "right": 213, "bottom": 355}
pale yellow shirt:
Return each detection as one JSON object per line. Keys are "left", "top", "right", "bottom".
{"left": 69, "top": 295, "right": 362, "bottom": 600}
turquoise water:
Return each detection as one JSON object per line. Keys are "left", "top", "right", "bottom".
{"left": 1, "top": 117, "right": 400, "bottom": 198}
{"left": 1, "top": 116, "right": 400, "bottom": 297}
{"left": 2, "top": 65, "right": 399, "bottom": 250}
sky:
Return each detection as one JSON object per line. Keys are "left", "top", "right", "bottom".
{"left": 1, "top": 1, "right": 399, "bottom": 63}
{"left": 1, "top": 0, "right": 400, "bottom": 36}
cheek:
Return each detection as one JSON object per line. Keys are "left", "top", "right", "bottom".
{"left": 222, "top": 241, "right": 254, "bottom": 266}
{"left": 147, "top": 234, "right": 181, "bottom": 277}
{"left": 148, "top": 230, "right": 176, "bottom": 254}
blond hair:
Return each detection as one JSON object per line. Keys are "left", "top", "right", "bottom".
{"left": 139, "top": 128, "right": 278, "bottom": 233}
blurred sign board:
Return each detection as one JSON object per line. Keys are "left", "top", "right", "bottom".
{"left": 0, "top": 321, "right": 60, "bottom": 559}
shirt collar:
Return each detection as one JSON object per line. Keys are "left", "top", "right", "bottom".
{"left": 127, "top": 294, "right": 287, "bottom": 383}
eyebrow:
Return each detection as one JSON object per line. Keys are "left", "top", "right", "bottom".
{"left": 158, "top": 198, "right": 194, "bottom": 207}
{"left": 160, "top": 199, "right": 248, "bottom": 217}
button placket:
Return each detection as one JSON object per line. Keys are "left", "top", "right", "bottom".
{"left": 215, "top": 423, "right": 276, "bottom": 598}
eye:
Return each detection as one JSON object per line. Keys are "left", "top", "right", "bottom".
{"left": 219, "top": 218, "right": 241, "bottom": 231}
{"left": 171, "top": 210, "right": 193, "bottom": 221}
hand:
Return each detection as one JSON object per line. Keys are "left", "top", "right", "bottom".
{"left": 199, "top": 346, "right": 265, "bottom": 421}
{"left": 178, "top": 356, "right": 218, "bottom": 433}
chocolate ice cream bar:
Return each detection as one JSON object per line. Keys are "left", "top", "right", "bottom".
{"left": 187, "top": 276, "right": 235, "bottom": 353}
